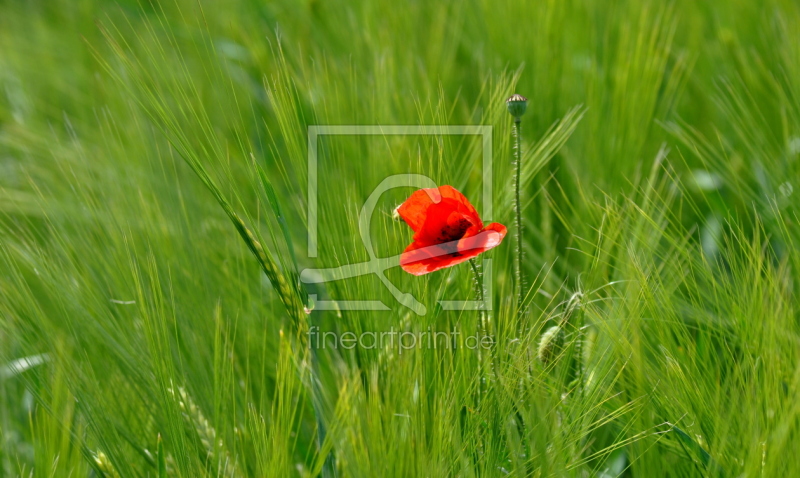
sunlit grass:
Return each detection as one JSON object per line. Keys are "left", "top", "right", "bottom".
{"left": 2, "top": 0, "right": 800, "bottom": 476}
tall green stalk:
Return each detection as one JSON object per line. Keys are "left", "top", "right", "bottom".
{"left": 507, "top": 94, "right": 528, "bottom": 311}
{"left": 469, "top": 258, "right": 486, "bottom": 331}
{"left": 513, "top": 117, "right": 523, "bottom": 307}
{"left": 469, "top": 258, "right": 487, "bottom": 403}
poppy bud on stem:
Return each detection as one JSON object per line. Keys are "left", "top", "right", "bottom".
{"left": 507, "top": 94, "right": 528, "bottom": 312}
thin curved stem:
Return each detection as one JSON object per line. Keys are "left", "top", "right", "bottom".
{"left": 469, "top": 258, "right": 487, "bottom": 402}
{"left": 469, "top": 258, "right": 485, "bottom": 307}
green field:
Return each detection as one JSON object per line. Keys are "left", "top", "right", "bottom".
{"left": 2, "top": 0, "right": 800, "bottom": 476}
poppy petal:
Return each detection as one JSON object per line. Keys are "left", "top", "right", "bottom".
{"left": 400, "top": 227, "right": 506, "bottom": 276}
{"left": 457, "top": 223, "right": 506, "bottom": 252}
{"left": 396, "top": 188, "right": 439, "bottom": 232}
{"left": 437, "top": 185, "right": 481, "bottom": 222}
{"left": 413, "top": 200, "right": 479, "bottom": 245}
{"left": 482, "top": 223, "right": 508, "bottom": 245}
{"left": 397, "top": 185, "right": 481, "bottom": 233}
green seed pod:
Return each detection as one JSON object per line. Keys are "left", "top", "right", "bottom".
{"left": 537, "top": 325, "right": 562, "bottom": 364}
{"left": 506, "top": 94, "right": 528, "bottom": 119}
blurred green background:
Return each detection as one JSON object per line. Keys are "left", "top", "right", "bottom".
{"left": 1, "top": 0, "right": 799, "bottom": 476}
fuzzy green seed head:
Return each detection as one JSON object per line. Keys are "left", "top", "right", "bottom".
{"left": 506, "top": 94, "right": 528, "bottom": 119}
{"left": 537, "top": 325, "right": 562, "bottom": 364}
{"left": 557, "top": 290, "right": 584, "bottom": 326}
{"left": 94, "top": 451, "right": 121, "bottom": 478}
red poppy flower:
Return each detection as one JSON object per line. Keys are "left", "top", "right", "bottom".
{"left": 396, "top": 185, "right": 507, "bottom": 275}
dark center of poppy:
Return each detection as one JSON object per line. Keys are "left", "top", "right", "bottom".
{"left": 436, "top": 217, "right": 473, "bottom": 244}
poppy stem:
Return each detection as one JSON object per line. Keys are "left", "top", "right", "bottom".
{"left": 468, "top": 258, "right": 487, "bottom": 343}
{"left": 469, "top": 257, "right": 487, "bottom": 401}
{"left": 513, "top": 117, "right": 524, "bottom": 310}
{"left": 469, "top": 258, "right": 485, "bottom": 306}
